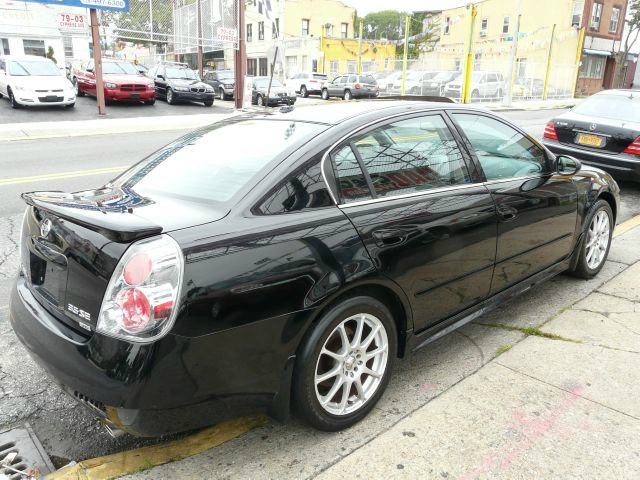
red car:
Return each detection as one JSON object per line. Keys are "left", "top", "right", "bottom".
{"left": 73, "top": 59, "right": 156, "bottom": 104}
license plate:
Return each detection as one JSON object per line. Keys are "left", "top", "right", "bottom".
{"left": 576, "top": 133, "right": 604, "bottom": 148}
{"left": 130, "top": 93, "right": 140, "bottom": 99}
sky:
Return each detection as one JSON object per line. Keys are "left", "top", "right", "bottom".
{"left": 340, "top": 0, "right": 468, "bottom": 15}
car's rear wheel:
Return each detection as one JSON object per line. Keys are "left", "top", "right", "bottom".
{"left": 73, "top": 78, "right": 84, "bottom": 97}
{"left": 144, "top": 99, "right": 156, "bottom": 105}
{"left": 166, "top": 88, "right": 176, "bottom": 105}
{"left": 257, "top": 94, "right": 265, "bottom": 106}
{"left": 344, "top": 90, "right": 352, "bottom": 100}
{"left": 321, "top": 88, "right": 329, "bottom": 100}
{"left": 300, "top": 85, "right": 308, "bottom": 97}
{"left": 8, "top": 88, "right": 21, "bottom": 109}
{"left": 293, "top": 296, "right": 397, "bottom": 431}
{"left": 568, "top": 199, "right": 613, "bottom": 279}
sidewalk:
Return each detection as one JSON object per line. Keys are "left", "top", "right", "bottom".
{"left": 109, "top": 221, "right": 640, "bottom": 480}
{"left": 0, "top": 97, "right": 579, "bottom": 142}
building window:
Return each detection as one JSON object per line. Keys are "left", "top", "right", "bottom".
{"left": 286, "top": 55, "right": 297, "bottom": 74}
{"left": 480, "top": 19, "right": 488, "bottom": 37}
{"left": 273, "top": 18, "right": 279, "bottom": 38}
{"left": 444, "top": 16, "right": 450, "bottom": 35}
{"left": 247, "top": 23, "right": 253, "bottom": 42}
{"left": 302, "top": 19, "right": 310, "bottom": 36}
{"left": 1, "top": 38, "right": 9, "bottom": 55}
{"left": 454, "top": 59, "right": 461, "bottom": 71}
{"left": 258, "top": 21, "right": 264, "bottom": 40}
{"left": 341, "top": 22, "right": 348, "bottom": 38}
{"left": 502, "top": 16, "right": 510, "bottom": 34}
{"left": 571, "top": 0, "right": 583, "bottom": 27}
{"left": 516, "top": 58, "right": 527, "bottom": 78}
{"left": 259, "top": 57, "right": 268, "bottom": 76}
{"left": 329, "top": 60, "right": 339, "bottom": 75}
{"left": 247, "top": 58, "right": 257, "bottom": 76}
{"left": 347, "top": 60, "right": 357, "bottom": 73}
{"left": 384, "top": 58, "right": 389, "bottom": 69}
{"left": 311, "top": 59, "right": 318, "bottom": 72}
{"left": 23, "top": 39, "right": 46, "bottom": 57}
{"left": 590, "top": 3, "right": 603, "bottom": 31}
{"left": 610, "top": 7, "right": 621, "bottom": 33}
{"left": 62, "top": 36, "right": 73, "bottom": 59}
{"left": 301, "top": 55, "right": 308, "bottom": 70}
{"left": 579, "top": 55, "right": 606, "bottom": 79}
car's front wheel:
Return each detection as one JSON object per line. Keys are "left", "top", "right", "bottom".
{"left": 321, "top": 88, "right": 329, "bottom": 100}
{"left": 300, "top": 85, "right": 308, "bottom": 97}
{"left": 569, "top": 199, "right": 613, "bottom": 279}
{"left": 219, "top": 87, "right": 225, "bottom": 100}
{"left": 166, "top": 88, "right": 176, "bottom": 105}
{"left": 74, "top": 78, "right": 85, "bottom": 97}
{"left": 204, "top": 99, "right": 214, "bottom": 107}
{"left": 344, "top": 89, "right": 352, "bottom": 101}
{"left": 293, "top": 296, "right": 397, "bottom": 431}
{"left": 257, "top": 94, "right": 265, "bottom": 106}
{"left": 8, "top": 88, "right": 21, "bottom": 109}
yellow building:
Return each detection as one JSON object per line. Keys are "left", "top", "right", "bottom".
{"left": 320, "top": 35, "right": 396, "bottom": 77}
{"left": 426, "top": 0, "right": 584, "bottom": 96}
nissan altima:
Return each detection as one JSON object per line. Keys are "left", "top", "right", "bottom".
{"left": 10, "top": 101, "right": 619, "bottom": 436}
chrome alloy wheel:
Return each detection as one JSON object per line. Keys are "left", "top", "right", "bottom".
{"left": 314, "top": 313, "right": 389, "bottom": 416}
{"left": 586, "top": 210, "right": 611, "bottom": 269}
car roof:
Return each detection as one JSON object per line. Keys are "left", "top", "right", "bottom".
{"left": 593, "top": 89, "right": 638, "bottom": 98}
{"left": 249, "top": 100, "right": 478, "bottom": 126}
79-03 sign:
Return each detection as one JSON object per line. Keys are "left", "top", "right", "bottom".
{"left": 23, "top": 0, "right": 129, "bottom": 12}
{"left": 59, "top": 13, "right": 86, "bottom": 32}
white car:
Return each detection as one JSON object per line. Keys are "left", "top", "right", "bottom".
{"left": 285, "top": 72, "right": 328, "bottom": 97}
{"left": 0, "top": 55, "right": 76, "bottom": 109}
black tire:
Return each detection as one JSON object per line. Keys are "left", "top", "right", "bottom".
{"left": 8, "top": 88, "right": 21, "bottom": 109}
{"left": 74, "top": 78, "right": 85, "bottom": 97}
{"left": 144, "top": 99, "right": 156, "bottom": 105}
{"left": 257, "top": 94, "right": 264, "bottom": 106}
{"left": 344, "top": 89, "right": 352, "bottom": 101}
{"left": 300, "top": 85, "right": 308, "bottom": 97}
{"left": 204, "top": 99, "right": 214, "bottom": 107}
{"left": 293, "top": 296, "right": 397, "bottom": 431}
{"left": 0, "top": 92, "right": 3, "bottom": 99}
{"left": 166, "top": 88, "right": 176, "bottom": 105}
{"left": 567, "top": 199, "right": 613, "bottom": 279}
{"left": 321, "top": 88, "right": 329, "bottom": 100}
{"left": 219, "top": 87, "right": 225, "bottom": 100}
{"left": 65, "top": 102, "right": 75, "bottom": 108}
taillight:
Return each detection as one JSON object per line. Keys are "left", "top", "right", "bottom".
{"left": 355, "top": 83, "right": 361, "bottom": 90}
{"left": 309, "top": 79, "right": 317, "bottom": 83}
{"left": 544, "top": 121, "right": 558, "bottom": 140}
{"left": 97, "top": 235, "right": 184, "bottom": 342}
{"left": 624, "top": 136, "right": 640, "bottom": 156}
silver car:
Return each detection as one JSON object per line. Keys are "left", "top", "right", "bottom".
{"left": 321, "top": 74, "right": 379, "bottom": 100}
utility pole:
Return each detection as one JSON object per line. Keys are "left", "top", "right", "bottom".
{"left": 542, "top": 23, "right": 556, "bottom": 100}
{"left": 197, "top": 0, "right": 203, "bottom": 79}
{"left": 89, "top": 9, "right": 106, "bottom": 115}
{"left": 234, "top": 0, "right": 246, "bottom": 109}
{"left": 461, "top": 5, "right": 477, "bottom": 103}
{"left": 401, "top": 14, "right": 410, "bottom": 95}
{"left": 504, "top": 0, "right": 522, "bottom": 107}
{"left": 357, "top": 20, "right": 363, "bottom": 74}
{"left": 572, "top": 27, "right": 586, "bottom": 98}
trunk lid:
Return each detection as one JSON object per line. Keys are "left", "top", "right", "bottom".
{"left": 554, "top": 112, "right": 640, "bottom": 155}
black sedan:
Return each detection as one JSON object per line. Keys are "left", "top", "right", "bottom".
{"left": 543, "top": 89, "right": 640, "bottom": 181}
{"left": 148, "top": 62, "right": 215, "bottom": 106}
{"left": 251, "top": 77, "right": 296, "bottom": 107}
{"left": 10, "top": 101, "right": 618, "bottom": 437}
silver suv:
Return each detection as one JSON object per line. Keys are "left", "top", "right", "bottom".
{"left": 444, "top": 71, "right": 505, "bottom": 101}
{"left": 321, "top": 74, "right": 379, "bottom": 100}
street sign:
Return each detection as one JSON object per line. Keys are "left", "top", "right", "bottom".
{"left": 58, "top": 12, "right": 87, "bottom": 32}
{"left": 22, "top": 0, "right": 129, "bottom": 13}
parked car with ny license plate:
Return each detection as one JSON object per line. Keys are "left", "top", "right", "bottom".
{"left": 251, "top": 77, "right": 296, "bottom": 106}
{"left": 74, "top": 59, "right": 156, "bottom": 104}
{"left": 147, "top": 62, "right": 214, "bottom": 106}
{"left": 10, "top": 101, "right": 618, "bottom": 437}
{"left": 203, "top": 70, "right": 235, "bottom": 100}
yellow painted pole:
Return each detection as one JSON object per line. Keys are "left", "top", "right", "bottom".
{"left": 320, "top": 25, "right": 325, "bottom": 74}
{"left": 573, "top": 27, "right": 586, "bottom": 98}
{"left": 462, "top": 5, "right": 477, "bottom": 103}
{"left": 357, "top": 20, "right": 363, "bottom": 74}
{"left": 542, "top": 24, "right": 556, "bottom": 100}
{"left": 401, "top": 14, "right": 410, "bottom": 95}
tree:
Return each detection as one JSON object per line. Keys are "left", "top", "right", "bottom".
{"left": 46, "top": 46, "right": 57, "bottom": 64}
{"left": 615, "top": 0, "right": 640, "bottom": 87}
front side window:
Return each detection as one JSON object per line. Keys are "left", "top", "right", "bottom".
{"left": 257, "top": 157, "right": 333, "bottom": 214}
{"left": 590, "top": 3, "right": 603, "bottom": 30}
{"left": 453, "top": 114, "right": 547, "bottom": 180}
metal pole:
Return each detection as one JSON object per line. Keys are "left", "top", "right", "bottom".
{"left": 401, "top": 15, "right": 410, "bottom": 95}
{"left": 89, "top": 9, "right": 106, "bottom": 115}
{"left": 542, "top": 23, "right": 556, "bottom": 100}
{"left": 357, "top": 20, "right": 363, "bottom": 74}
{"left": 234, "top": 0, "right": 246, "bottom": 109}
{"left": 504, "top": 0, "right": 522, "bottom": 106}
{"left": 197, "top": 0, "right": 203, "bottom": 78}
{"left": 462, "top": 5, "right": 477, "bottom": 103}
{"left": 320, "top": 25, "right": 325, "bottom": 74}
{"left": 266, "top": 46, "right": 278, "bottom": 106}
{"left": 573, "top": 27, "right": 586, "bottom": 98}
{"left": 150, "top": 0, "right": 153, "bottom": 41}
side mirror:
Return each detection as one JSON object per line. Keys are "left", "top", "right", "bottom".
{"left": 157, "top": 74, "right": 165, "bottom": 80}
{"left": 556, "top": 155, "right": 581, "bottom": 175}
{"left": 86, "top": 67, "right": 93, "bottom": 73}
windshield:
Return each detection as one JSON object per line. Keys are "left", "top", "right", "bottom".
{"left": 8, "top": 60, "right": 60, "bottom": 76}
{"left": 114, "top": 120, "right": 325, "bottom": 203}
{"left": 254, "top": 78, "right": 284, "bottom": 88}
{"left": 572, "top": 94, "right": 640, "bottom": 123}
{"left": 166, "top": 67, "right": 198, "bottom": 80}
{"left": 102, "top": 62, "right": 139, "bottom": 75}
{"left": 218, "top": 72, "right": 233, "bottom": 80}
{"left": 406, "top": 72, "right": 423, "bottom": 81}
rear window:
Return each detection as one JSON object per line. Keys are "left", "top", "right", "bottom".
{"left": 313, "top": 74, "right": 327, "bottom": 80}
{"left": 113, "top": 120, "right": 325, "bottom": 204}
{"left": 572, "top": 94, "right": 640, "bottom": 123}
{"left": 363, "top": 75, "right": 376, "bottom": 84}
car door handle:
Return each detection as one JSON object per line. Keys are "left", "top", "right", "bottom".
{"left": 372, "top": 228, "right": 414, "bottom": 247}
{"left": 497, "top": 205, "right": 518, "bottom": 221}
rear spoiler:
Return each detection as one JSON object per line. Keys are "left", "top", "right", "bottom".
{"left": 22, "top": 192, "right": 163, "bottom": 243}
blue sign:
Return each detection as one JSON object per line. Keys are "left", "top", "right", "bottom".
{"left": 22, "top": 0, "right": 129, "bottom": 13}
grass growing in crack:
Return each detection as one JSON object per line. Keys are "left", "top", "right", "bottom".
{"left": 496, "top": 344, "right": 512, "bottom": 354}
{"left": 537, "top": 304, "right": 573, "bottom": 327}
{"left": 478, "top": 322, "right": 580, "bottom": 343}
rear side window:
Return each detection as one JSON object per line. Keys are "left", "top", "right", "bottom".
{"left": 332, "top": 144, "right": 372, "bottom": 203}
{"left": 453, "top": 113, "right": 547, "bottom": 180}
{"left": 257, "top": 157, "right": 333, "bottom": 214}
{"left": 349, "top": 115, "right": 471, "bottom": 198}
{"left": 114, "top": 120, "right": 325, "bottom": 204}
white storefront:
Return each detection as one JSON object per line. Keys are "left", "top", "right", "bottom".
{"left": 0, "top": 1, "right": 90, "bottom": 64}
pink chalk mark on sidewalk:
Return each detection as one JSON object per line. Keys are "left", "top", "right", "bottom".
{"left": 417, "top": 383, "right": 438, "bottom": 395}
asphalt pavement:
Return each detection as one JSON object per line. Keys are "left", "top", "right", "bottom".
{"left": 1, "top": 104, "right": 640, "bottom": 473}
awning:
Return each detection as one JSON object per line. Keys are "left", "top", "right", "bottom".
{"left": 583, "top": 49, "right": 612, "bottom": 57}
